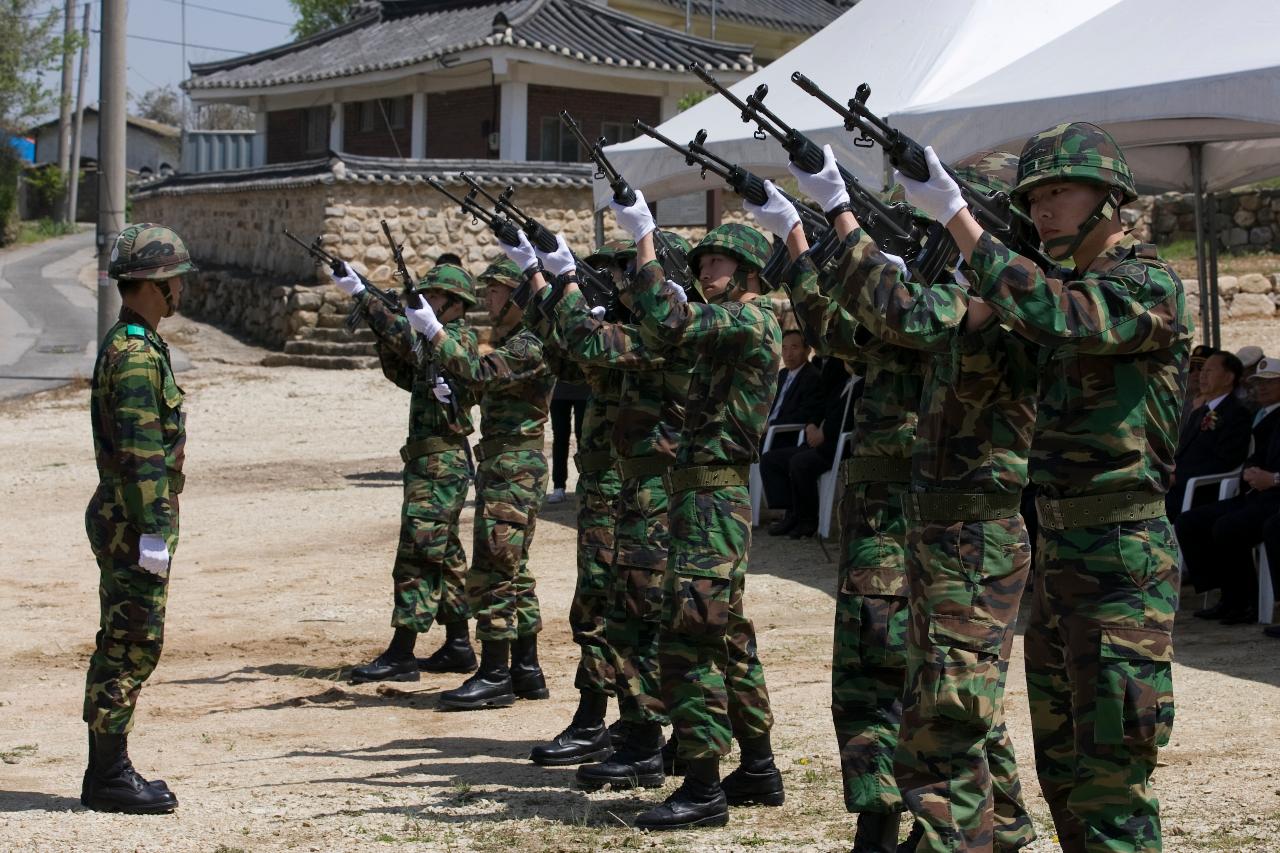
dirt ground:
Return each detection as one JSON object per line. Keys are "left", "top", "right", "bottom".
{"left": 1, "top": 316, "right": 1278, "bottom": 853}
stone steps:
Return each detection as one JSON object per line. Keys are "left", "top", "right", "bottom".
{"left": 282, "top": 339, "right": 379, "bottom": 357}
{"left": 306, "top": 326, "right": 377, "bottom": 343}
{"left": 261, "top": 353, "right": 380, "bottom": 370}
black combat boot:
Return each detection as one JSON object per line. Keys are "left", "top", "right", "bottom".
{"left": 661, "top": 729, "right": 686, "bottom": 776}
{"left": 529, "top": 692, "right": 612, "bottom": 766}
{"left": 80, "top": 731, "right": 178, "bottom": 814}
{"left": 852, "top": 811, "right": 902, "bottom": 853}
{"left": 606, "top": 718, "right": 633, "bottom": 748}
{"left": 720, "top": 733, "right": 785, "bottom": 806}
{"left": 896, "top": 821, "right": 923, "bottom": 853}
{"left": 634, "top": 757, "right": 728, "bottom": 830}
{"left": 575, "top": 721, "right": 665, "bottom": 790}
{"left": 510, "top": 634, "right": 549, "bottom": 700}
{"left": 437, "top": 641, "right": 514, "bottom": 710}
{"left": 350, "top": 627, "right": 420, "bottom": 684}
{"left": 417, "top": 621, "right": 477, "bottom": 674}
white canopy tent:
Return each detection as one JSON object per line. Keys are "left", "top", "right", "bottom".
{"left": 595, "top": 0, "right": 1123, "bottom": 208}
{"left": 890, "top": 0, "right": 1280, "bottom": 345}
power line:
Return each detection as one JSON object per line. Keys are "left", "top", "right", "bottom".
{"left": 91, "top": 28, "right": 246, "bottom": 55}
{"left": 151, "top": 0, "right": 291, "bottom": 27}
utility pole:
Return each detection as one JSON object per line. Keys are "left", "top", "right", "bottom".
{"left": 97, "top": 0, "right": 127, "bottom": 340}
{"left": 56, "top": 0, "right": 76, "bottom": 222}
{"left": 67, "top": 3, "right": 91, "bottom": 224}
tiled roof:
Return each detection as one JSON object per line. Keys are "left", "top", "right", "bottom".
{"left": 185, "top": 0, "right": 754, "bottom": 92}
{"left": 129, "top": 154, "right": 594, "bottom": 198}
{"left": 650, "top": 0, "right": 847, "bottom": 33}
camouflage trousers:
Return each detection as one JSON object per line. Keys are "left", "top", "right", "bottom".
{"left": 1025, "top": 518, "right": 1178, "bottom": 853}
{"left": 660, "top": 485, "right": 773, "bottom": 760}
{"left": 570, "top": 466, "right": 621, "bottom": 696}
{"left": 606, "top": 472, "right": 670, "bottom": 725}
{"left": 895, "top": 512, "right": 1035, "bottom": 853}
{"left": 832, "top": 479, "right": 911, "bottom": 814}
{"left": 468, "top": 448, "right": 548, "bottom": 642}
{"left": 83, "top": 486, "right": 176, "bottom": 734}
{"left": 392, "top": 447, "right": 471, "bottom": 633}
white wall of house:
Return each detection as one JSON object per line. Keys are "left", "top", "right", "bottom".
{"left": 33, "top": 116, "right": 180, "bottom": 174}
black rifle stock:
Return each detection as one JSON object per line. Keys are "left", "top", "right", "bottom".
{"left": 790, "top": 72, "right": 1054, "bottom": 270}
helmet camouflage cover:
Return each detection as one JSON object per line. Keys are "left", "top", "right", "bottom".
{"left": 108, "top": 223, "right": 198, "bottom": 281}
{"left": 477, "top": 257, "right": 523, "bottom": 291}
{"left": 657, "top": 229, "right": 693, "bottom": 255}
{"left": 1013, "top": 122, "right": 1137, "bottom": 207}
{"left": 688, "top": 223, "right": 771, "bottom": 272}
{"left": 415, "top": 262, "right": 477, "bottom": 306}
{"left": 952, "top": 150, "right": 1020, "bottom": 198}
{"left": 585, "top": 238, "right": 636, "bottom": 268}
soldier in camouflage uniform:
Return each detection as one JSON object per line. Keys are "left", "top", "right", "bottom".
{"left": 82, "top": 223, "right": 196, "bottom": 814}
{"left": 897, "top": 125, "right": 1191, "bottom": 853}
{"left": 329, "top": 261, "right": 480, "bottom": 684}
{"left": 405, "top": 258, "right": 557, "bottom": 710}
{"left": 609, "top": 195, "right": 783, "bottom": 830}
{"left": 775, "top": 147, "right": 1041, "bottom": 851}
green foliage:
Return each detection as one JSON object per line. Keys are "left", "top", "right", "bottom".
{"left": 134, "top": 85, "right": 183, "bottom": 127}
{"left": 288, "top": 0, "right": 356, "bottom": 40}
{"left": 26, "top": 163, "right": 64, "bottom": 208}
{"left": 0, "top": 1, "right": 72, "bottom": 136}
{"left": 0, "top": 145, "right": 20, "bottom": 244}
{"left": 677, "top": 90, "right": 710, "bottom": 112}
{"left": 15, "top": 216, "right": 77, "bottom": 245}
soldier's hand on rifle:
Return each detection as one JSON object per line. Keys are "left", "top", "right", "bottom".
{"left": 405, "top": 299, "right": 444, "bottom": 342}
{"left": 501, "top": 230, "right": 540, "bottom": 273}
{"left": 787, "top": 143, "right": 849, "bottom": 214}
{"left": 662, "top": 279, "right": 688, "bottom": 304}
{"left": 610, "top": 189, "right": 655, "bottom": 243}
{"left": 536, "top": 233, "right": 577, "bottom": 277}
{"left": 743, "top": 180, "right": 801, "bottom": 240}
{"left": 896, "top": 146, "right": 966, "bottom": 227}
{"left": 589, "top": 305, "right": 607, "bottom": 320}
{"left": 330, "top": 261, "right": 366, "bottom": 296}
{"left": 137, "top": 533, "right": 170, "bottom": 577}
{"left": 431, "top": 376, "right": 453, "bottom": 405}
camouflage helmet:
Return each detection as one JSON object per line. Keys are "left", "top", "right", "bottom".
{"left": 688, "top": 223, "right": 771, "bottom": 272}
{"left": 414, "top": 263, "right": 477, "bottom": 306}
{"left": 585, "top": 238, "right": 637, "bottom": 268}
{"left": 108, "top": 223, "right": 198, "bottom": 281}
{"left": 477, "top": 258, "right": 523, "bottom": 291}
{"left": 1012, "top": 122, "right": 1137, "bottom": 207}
{"left": 952, "top": 150, "right": 1020, "bottom": 198}
{"left": 656, "top": 230, "right": 693, "bottom": 256}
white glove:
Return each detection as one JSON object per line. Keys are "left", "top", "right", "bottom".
{"left": 743, "top": 180, "right": 801, "bottom": 240}
{"left": 406, "top": 299, "right": 443, "bottom": 340}
{"left": 880, "top": 252, "right": 909, "bottom": 278}
{"left": 501, "top": 230, "right": 539, "bottom": 273}
{"left": 536, "top": 234, "right": 577, "bottom": 277}
{"left": 662, "top": 279, "right": 689, "bottom": 304}
{"left": 610, "top": 189, "right": 655, "bottom": 243}
{"left": 330, "top": 261, "right": 365, "bottom": 296}
{"left": 432, "top": 377, "right": 453, "bottom": 404}
{"left": 787, "top": 144, "right": 850, "bottom": 213}
{"left": 895, "top": 146, "right": 966, "bottom": 226}
{"left": 588, "top": 305, "right": 607, "bottom": 320}
{"left": 137, "top": 534, "right": 170, "bottom": 577}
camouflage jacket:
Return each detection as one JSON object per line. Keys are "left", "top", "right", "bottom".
{"left": 90, "top": 308, "right": 185, "bottom": 534}
{"left": 970, "top": 232, "right": 1192, "bottom": 498}
{"left": 788, "top": 242, "right": 924, "bottom": 462}
{"left": 359, "top": 293, "right": 477, "bottom": 441}
{"left": 627, "top": 259, "right": 780, "bottom": 468}
{"left": 432, "top": 321, "right": 554, "bottom": 443}
{"left": 833, "top": 231, "right": 1038, "bottom": 494}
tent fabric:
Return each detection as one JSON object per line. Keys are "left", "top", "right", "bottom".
{"left": 595, "top": 0, "right": 1122, "bottom": 207}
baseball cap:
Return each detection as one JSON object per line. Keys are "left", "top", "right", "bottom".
{"left": 1236, "top": 345, "right": 1264, "bottom": 369}
{"left": 1248, "top": 356, "right": 1280, "bottom": 381}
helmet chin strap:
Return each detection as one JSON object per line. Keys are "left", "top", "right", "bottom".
{"left": 712, "top": 268, "right": 753, "bottom": 304}
{"left": 156, "top": 279, "right": 177, "bottom": 317}
{"left": 1046, "top": 187, "right": 1125, "bottom": 261}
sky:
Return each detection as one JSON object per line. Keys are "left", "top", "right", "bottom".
{"left": 32, "top": 0, "right": 303, "bottom": 125}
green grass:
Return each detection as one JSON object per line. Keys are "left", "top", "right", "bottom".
{"left": 14, "top": 218, "right": 79, "bottom": 245}
{"left": 1160, "top": 237, "right": 1198, "bottom": 261}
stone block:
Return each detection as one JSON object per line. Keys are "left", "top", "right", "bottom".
{"left": 1185, "top": 293, "right": 1200, "bottom": 322}
{"left": 343, "top": 220, "right": 361, "bottom": 233}
{"left": 1228, "top": 228, "right": 1249, "bottom": 247}
{"left": 1249, "top": 227, "right": 1272, "bottom": 246}
{"left": 289, "top": 290, "right": 323, "bottom": 310}
{"left": 1270, "top": 273, "right": 1280, "bottom": 292}
{"left": 1229, "top": 292, "right": 1275, "bottom": 318}
{"left": 1238, "top": 194, "right": 1261, "bottom": 211}
{"left": 324, "top": 205, "right": 346, "bottom": 217}
{"left": 364, "top": 244, "right": 389, "bottom": 264}
{"left": 1239, "top": 273, "right": 1271, "bottom": 294}
{"left": 1217, "top": 276, "right": 1239, "bottom": 298}
{"left": 1234, "top": 209, "right": 1257, "bottom": 228}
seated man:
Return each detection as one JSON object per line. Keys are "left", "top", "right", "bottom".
{"left": 759, "top": 331, "right": 823, "bottom": 528}
{"left": 765, "top": 357, "right": 860, "bottom": 538}
{"left": 1177, "top": 356, "right": 1280, "bottom": 624}
{"left": 1167, "top": 350, "right": 1251, "bottom": 521}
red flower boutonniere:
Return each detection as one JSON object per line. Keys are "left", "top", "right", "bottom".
{"left": 1200, "top": 409, "right": 1220, "bottom": 431}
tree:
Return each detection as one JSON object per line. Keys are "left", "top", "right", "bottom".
{"left": 135, "top": 85, "right": 183, "bottom": 127}
{"left": 288, "top": 0, "right": 357, "bottom": 40}
{"left": 195, "top": 103, "right": 255, "bottom": 131}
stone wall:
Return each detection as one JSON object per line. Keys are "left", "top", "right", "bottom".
{"left": 1147, "top": 188, "right": 1280, "bottom": 253}
{"left": 1183, "top": 273, "right": 1280, "bottom": 324}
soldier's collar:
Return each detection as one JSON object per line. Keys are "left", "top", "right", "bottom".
{"left": 119, "top": 306, "right": 155, "bottom": 333}
{"left": 1084, "top": 233, "right": 1141, "bottom": 275}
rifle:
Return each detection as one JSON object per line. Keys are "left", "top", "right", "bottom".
{"left": 560, "top": 109, "right": 695, "bottom": 293}
{"left": 458, "top": 172, "right": 618, "bottom": 310}
{"left": 689, "top": 62, "right": 956, "bottom": 285}
{"left": 789, "top": 72, "right": 1053, "bottom": 270}
{"left": 380, "top": 218, "right": 423, "bottom": 310}
{"left": 283, "top": 228, "right": 403, "bottom": 334}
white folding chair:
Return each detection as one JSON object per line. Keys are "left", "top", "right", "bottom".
{"left": 750, "top": 423, "right": 805, "bottom": 527}
{"left": 1176, "top": 467, "right": 1242, "bottom": 607}
{"left": 817, "top": 430, "right": 854, "bottom": 539}
{"left": 1257, "top": 546, "right": 1275, "bottom": 625}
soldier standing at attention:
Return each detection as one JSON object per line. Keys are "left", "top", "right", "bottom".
{"left": 82, "top": 224, "right": 196, "bottom": 814}
{"left": 609, "top": 194, "right": 783, "bottom": 831}
{"left": 330, "top": 261, "right": 480, "bottom": 684}
{"left": 896, "top": 125, "right": 1191, "bottom": 853}
{"left": 406, "top": 258, "right": 556, "bottom": 710}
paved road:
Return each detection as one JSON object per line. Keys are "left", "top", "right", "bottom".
{"left": 0, "top": 230, "right": 187, "bottom": 401}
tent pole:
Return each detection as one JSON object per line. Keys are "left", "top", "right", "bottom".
{"left": 1189, "top": 143, "right": 1210, "bottom": 346}
{"left": 1207, "top": 191, "right": 1221, "bottom": 349}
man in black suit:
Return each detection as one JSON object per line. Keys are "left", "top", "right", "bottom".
{"left": 759, "top": 332, "right": 823, "bottom": 530}
{"left": 1167, "top": 351, "right": 1251, "bottom": 521}
{"left": 1176, "top": 356, "right": 1280, "bottom": 624}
